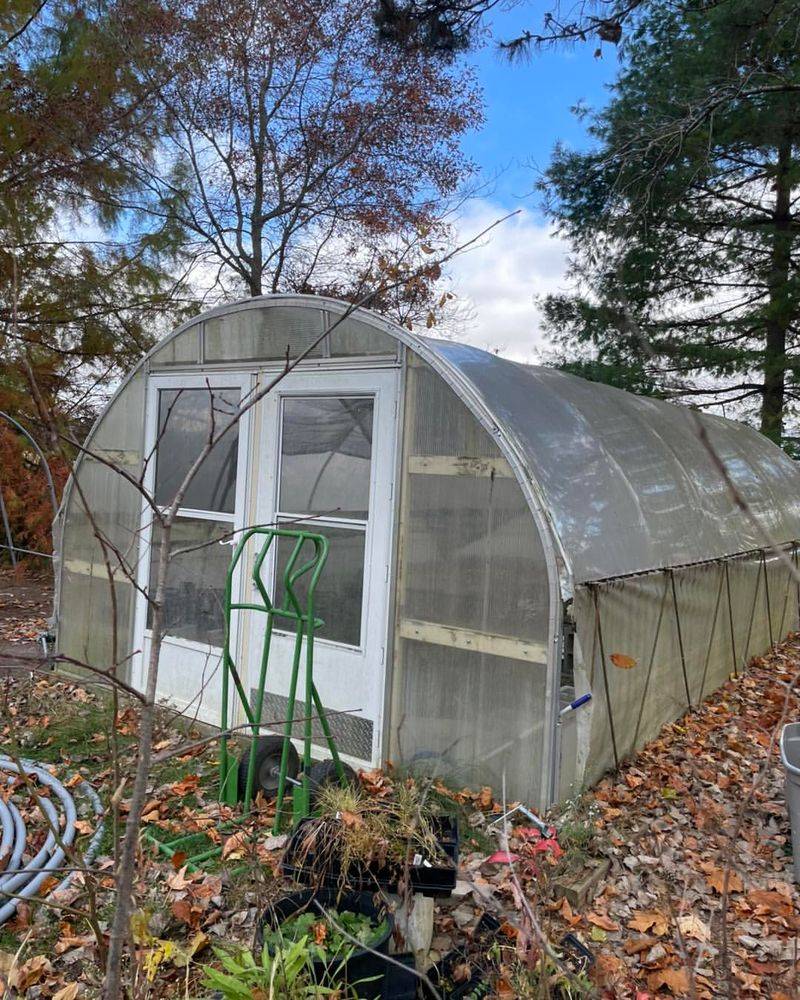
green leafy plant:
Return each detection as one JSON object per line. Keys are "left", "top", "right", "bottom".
{"left": 264, "top": 908, "right": 387, "bottom": 964}
{"left": 200, "top": 938, "right": 346, "bottom": 999}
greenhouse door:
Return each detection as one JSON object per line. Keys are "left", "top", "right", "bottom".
{"left": 246, "top": 369, "right": 399, "bottom": 768}
{"left": 133, "top": 374, "right": 251, "bottom": 725}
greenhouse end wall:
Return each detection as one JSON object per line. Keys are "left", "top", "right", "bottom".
{"left": 57, "top": 370, "right": 147, "bottom": 675}
{"left": 389, "top": 355, "right": 553, "bottom": 806}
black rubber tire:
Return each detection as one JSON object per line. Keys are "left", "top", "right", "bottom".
{"left": 238, "top": 736, "right": 299, "bottom": 799}
{"left": 307, "top": 758, "right": 357, "bottom": 805}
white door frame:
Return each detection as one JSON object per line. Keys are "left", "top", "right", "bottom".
{"left": 132, "top": 372, "right": 253, "bottom": 722}
{"left": 248, "top": 367, "right": 399, "bottom": 767}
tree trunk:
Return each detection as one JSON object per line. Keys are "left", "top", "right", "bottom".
{"left": 760, "top": 134, "right": 793, "bottom": 445}
{"left": 102, "top": 520, "right": 172, "bottom": 998}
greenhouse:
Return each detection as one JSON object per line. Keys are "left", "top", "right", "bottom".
{"left": 54, "top": 294, "right": 800, "bottom": 809}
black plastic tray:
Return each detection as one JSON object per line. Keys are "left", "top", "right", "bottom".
{"left": 281, "top": 814, "right": 459, "bottom": 898}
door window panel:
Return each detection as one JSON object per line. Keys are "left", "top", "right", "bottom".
{"left": 273, "top": 523, "right": 366, "bottom": 646}
{"left": 274, "top": 394, "right": 374, "bottom": 647}
{"left": 278, "top": 397, "right": 373, "bottom": 519}
{"left": 154, "top": 388, "right": 240, "bottom": 512}
{"left": 147, "top": 518, "right": 231, "bottom": 645}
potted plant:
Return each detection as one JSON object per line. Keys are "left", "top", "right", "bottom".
{"left": 257, "top": 888, "right": 393, "bottom": 999}
{"left": 282, "top": 780, "right": 458, "bottom": 896}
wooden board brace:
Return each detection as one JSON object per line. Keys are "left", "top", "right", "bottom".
{"left": 398, "top": 618, "right": 547, "bottom": 665}
{"left": 407, "top": 455, "right": 514, "bottom": 479}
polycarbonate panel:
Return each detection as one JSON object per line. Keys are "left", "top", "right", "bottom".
{"left": 404, "top": 475, "right": 547, "bottom": 638}
{"left": 410, "top": 359, "right": 498, "bottom": 458}
{"left": 57, "top": 371, "right": 146, "bottom": 675}
{"left": 149, "top": 324, "right": 200, "bottom": 367}
{"left": 390, "top": 357, "right": 551, "bottom": 807}
{"left": 392, "top": 640, "right": 547, "bottom": 801}
{"left": 204, "top": 306, "right": 325, "bottom": 362}
{"left": 426, "top": 340, "right": 800, "bottom": 583}
{"left": 324, "top": 313, "right": 397, "bottom": 356}
{"left": 147, "top": 517, "right": 230, "bottom": 645}
{"left": 571, "top": 547, "right": 796, "bottom": 788}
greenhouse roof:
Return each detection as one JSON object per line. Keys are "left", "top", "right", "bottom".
{"left": 419, "top": 338, "right": 800, "bottom": 586}
{"left": 87, "top": 294, "right": 800, "bottom": 589}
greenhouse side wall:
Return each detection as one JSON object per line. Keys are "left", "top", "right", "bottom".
{"left": 56, "top": 370, "right": 147, "bottom": 678}
{"left": 389, "top": 354, "right": 553, "bottom": 807}
{"left": 571, "top": 545, "right": 799, "bottom": 787}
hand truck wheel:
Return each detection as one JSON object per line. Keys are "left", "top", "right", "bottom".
{"left": 238, "top": 736, "right": 299, "bottom": 799}
{"left": 307, "top": 758, "right": 358, "bottom": 806}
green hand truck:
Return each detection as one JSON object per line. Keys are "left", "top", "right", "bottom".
{"left": 145, "top": 526, "right": 352, "bottom": 870}
{"left": 218, "top": 525, "right": 351, "bottom": 834}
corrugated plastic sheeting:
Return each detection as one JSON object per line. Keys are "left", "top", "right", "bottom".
{"left": 390, "top": 357, "right": 551, "bottom": 806}
{"left": 202, "top": 302, "right": 396, "bottom": 363}
{"left": 574, "top": 548, "right": 799, "bottom": 785}
{"left": 204, "top": 305, "right": 327, "bottom": 362}
{"left": 395, "top": 640, "right": 548, "bottom": 796}
{"left": 322, "top": 311, "right": 398, "bottom": 356}
{"left": 427, "top": 340, "right": 800, "bottom": 584}
{"left": 149, "top": 324, "right": 200, "bottom": 367}
{"left": 57, "top": 371, "right": 146, "bottom": 675}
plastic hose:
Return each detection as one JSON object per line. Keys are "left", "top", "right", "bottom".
{"left": 0, "top": 756, "right": 105, "bottom": 926}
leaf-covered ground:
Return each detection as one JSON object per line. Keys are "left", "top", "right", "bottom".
{"left": 0, "top": 570, "right": 798, "bottom": 997}
{"left": 445, "top": 637, "right": 800, "bottom": 998}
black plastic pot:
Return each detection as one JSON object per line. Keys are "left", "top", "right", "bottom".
{"left": 257, "top": 888, "right": 393, "bottom": 1000}
{"left": 282, "top": 814, "right": 459, "bottom": 898}
{"left": 422, "top": 913, "right": 500, "bottom": 999}
{"left": 381, "top": 951, "right": 418, "bottom": 1000}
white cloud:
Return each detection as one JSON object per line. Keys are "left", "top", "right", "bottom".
{"left": 438, "top": 199, "right": 571, "bottom": 363}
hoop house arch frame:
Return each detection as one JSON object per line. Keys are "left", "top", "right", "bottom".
{"left": 54, "top": 294, "right": 800, "bottom": 808}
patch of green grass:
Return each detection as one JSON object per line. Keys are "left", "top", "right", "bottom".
{"left": 0, "top": 928, "right": 21, "bottom": 952}
{"left": 550, "top": 796, "right": 600, "bottom": 875}
{"left": 19, "top": 702, "right": 118, "bottom": 764}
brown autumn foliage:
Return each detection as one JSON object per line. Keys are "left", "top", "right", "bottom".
{"left": 146, "top": 0, "right": 483, "bottom": 320}
{"left": 0, "top": 421, "right": 68, "bottom": 558}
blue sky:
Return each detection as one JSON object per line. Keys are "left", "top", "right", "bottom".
{"left": 445, "top": 7, "right": 621, "bottom": 357}
{"left": 463, "top": 7, "right": 620, "bottom": 210}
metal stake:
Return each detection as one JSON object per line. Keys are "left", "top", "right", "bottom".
{"left": 669, "top": 569, "right": 692, "bottom": 708}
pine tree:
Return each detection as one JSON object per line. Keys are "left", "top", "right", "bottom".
{"left": 540, "top": 0, "right": 800, "bottom": 450}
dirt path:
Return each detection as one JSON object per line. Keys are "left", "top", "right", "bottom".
{"left": 0, "top": 567, "right": 53, "bottom": 667}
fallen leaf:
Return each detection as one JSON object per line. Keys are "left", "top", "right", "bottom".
{"left": 677, "top": 913, "right": 710, "bottom": 943}
{"left": 8, "top": 955, "right": 52, "bottom": 990}
{"left": 610, "top": 652, "right": 638, "bottom": 669}
{"left": 588, "top": 911, "right": 620, "bottom": 932}
{"left": 624, "top": 935, "right": 658, "bottom": 954}
{"left": 221, "top": 831, "right": 249, "bottom": 860}
{"left": 705, "top": 867, "right": 743, "bottom": 894}
{"left": 557, "top": 897, "right": 574, "bottom": 923}
{"left": 628, "top": 910, "right": 669, "bottom": 936}
{"left": 166, "top": 865, "right": 196, "bottom": 891}
{"left": 53, "top": 984, "right": 79, "bottom": 1000}
{"left": 646, "top": 967, "right": 690, "bottom": 995}
{"left": 747, "top": 889, "right": 793, "bottom": 917}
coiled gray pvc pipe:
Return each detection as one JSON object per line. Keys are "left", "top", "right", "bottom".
{"left": 0, "top": 757, "right": 105, "bottom": 925}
